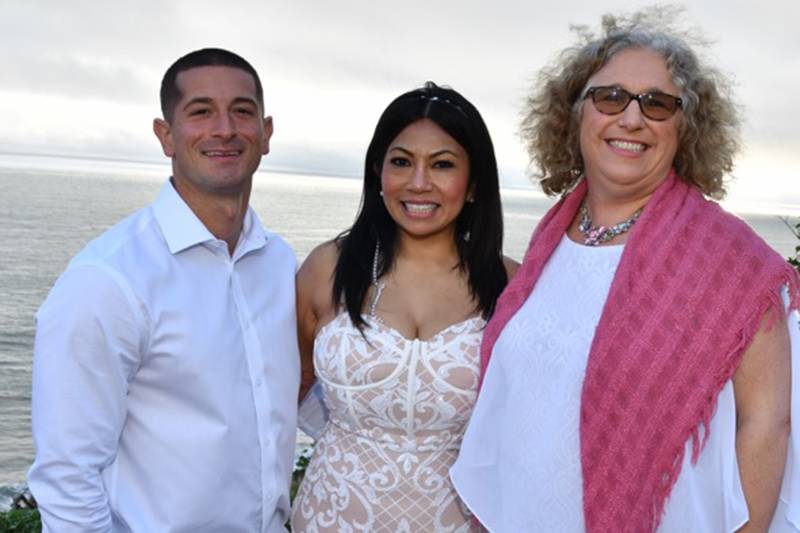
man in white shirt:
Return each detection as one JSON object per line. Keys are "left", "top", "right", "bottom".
{"left": 28, "top": 48, "right": 300, "bottom": 532}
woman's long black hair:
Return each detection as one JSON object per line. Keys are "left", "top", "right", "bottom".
{"left": 333, "top": 82, "right": 507, "bottom": 331}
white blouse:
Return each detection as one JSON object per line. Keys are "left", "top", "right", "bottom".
{"left": 450, "top": 236, "right": 800, "bottom": 532}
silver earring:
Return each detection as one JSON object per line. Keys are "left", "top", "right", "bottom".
{"left": 379, "top": 190, "right": 384, "bottom": 197}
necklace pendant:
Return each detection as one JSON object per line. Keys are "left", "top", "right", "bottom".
{"left": 578, "top": 199, "right": 643, "bottom": 246}
{"left": 584, "top": 227, "right": 606, "bottom": 246}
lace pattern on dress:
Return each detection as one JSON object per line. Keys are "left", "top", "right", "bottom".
{"left": 291, "top": 311, "right": 484, "bottom": 533}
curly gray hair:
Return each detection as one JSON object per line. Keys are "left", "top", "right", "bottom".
{"left": 520, "top": 6, "right": 741, "bottom": 199}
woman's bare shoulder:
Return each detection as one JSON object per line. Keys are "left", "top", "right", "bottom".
{"left": 503, "top": 255, "right": 520, "bottom": 280}
{"left": 298, "top": 241, "right": 338, "bottom": 282}
{"left": 297, "top": 240, "right": 340, "bottom": 314}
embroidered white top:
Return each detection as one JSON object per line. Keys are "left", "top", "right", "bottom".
{"left": 28, "top": 180, "right": 300, "bottom": 533}
{"left": 292, "top": 311, "right": 484, "bottom": 533}
{"left": 450, "top": 236, "right": 800, "bottom": 532}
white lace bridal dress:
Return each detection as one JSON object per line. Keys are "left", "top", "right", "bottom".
{"left": 290, "top": 309, "right": 484, "bottom": 533}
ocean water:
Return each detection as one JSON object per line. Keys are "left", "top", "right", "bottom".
{"left": 0, "top": 155, "right": 797, "bottom": 509}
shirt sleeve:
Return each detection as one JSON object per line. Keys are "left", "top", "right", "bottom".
{"left": 28, "top": 263, "right": 145, "bottom": 532}
{"left": 297, "top": 380, "right": 329, "bottom": 441}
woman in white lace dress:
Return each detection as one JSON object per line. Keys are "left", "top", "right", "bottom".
{"left": 290, "top": 82, "right": 517, "bottom": 532}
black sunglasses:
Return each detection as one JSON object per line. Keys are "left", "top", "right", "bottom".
{"left": 584, "top": 86, "right": 682, "bottom": 121}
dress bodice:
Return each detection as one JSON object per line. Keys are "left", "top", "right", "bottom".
{"left": 292, "top": 312, "right": 485, "bottom": 533}
{"left": 315, "top": 313, "right": 483, "bottom": 452}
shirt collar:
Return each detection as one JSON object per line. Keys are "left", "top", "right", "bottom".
{"left": 235, "top": 204, "right": 269, "bottom": 260}
{"left": 151, "top": 179, "right": 269, "bottom": 256}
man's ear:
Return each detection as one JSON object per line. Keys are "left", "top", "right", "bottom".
{"left": 153, "top": 118, "right": 175, "bottom": 157}
{"left": 262, "top": 115, "right": 274, "bottom": 155}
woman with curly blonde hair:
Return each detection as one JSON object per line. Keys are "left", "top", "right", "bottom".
{"left": 451, "top": 7, "right": 800, "bottom": 532}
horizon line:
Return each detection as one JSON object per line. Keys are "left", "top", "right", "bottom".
{"left": 1, "top": 150, "right": 798, "bottom": 217}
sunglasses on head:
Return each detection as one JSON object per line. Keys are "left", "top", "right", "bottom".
{"left": 584, "top": 86, "right": 682, "bottom": 121}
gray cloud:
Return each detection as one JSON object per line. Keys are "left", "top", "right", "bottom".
{"left": 3, "top": 52, "right": 152, "bottom": 103}
{"left": 1, "top": 0, "right": 798, "bottom": 188}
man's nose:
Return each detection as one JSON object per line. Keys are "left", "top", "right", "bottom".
{"left": 212, "top": 112, "right": 236, "bottom": 139}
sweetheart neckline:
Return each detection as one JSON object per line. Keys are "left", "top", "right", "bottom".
{"left": 316, "top": 311, "right": 485, "bottom": 345}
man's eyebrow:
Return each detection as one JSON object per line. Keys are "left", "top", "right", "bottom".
{"left": 183, "top": 97, "right": 213, "bottom": 110}
{"left": 182, "top": 96, "right": 259, "bottom": 110}
{"left": 232, "top": 96, "right": 258, "bottom": 107}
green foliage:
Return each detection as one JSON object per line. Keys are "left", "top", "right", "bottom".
{"left": 290, "top": 448, "right": 312, "bottom": 503}
{"left": 285, "top": 446, "right": 313, "bottom": 532}
{"left": 790, "top": 221, "right": 800, "bottom": 274}
{"left": 0, "top": 509, "right": 41, "bottom": 533}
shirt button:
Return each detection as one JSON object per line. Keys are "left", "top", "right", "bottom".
{"left": 255, "top": 378, "right": 263, "bottom": 387}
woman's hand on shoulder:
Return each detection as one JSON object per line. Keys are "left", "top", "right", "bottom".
{"left": 503, "top": 255, "right": 520, "bottom": 281}
{"left": 296, "top": 241, "right": 338, "bottom": 402}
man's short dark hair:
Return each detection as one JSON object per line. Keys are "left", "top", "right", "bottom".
{"left": 160, "top": 48, "right": 264, "bottom": 123}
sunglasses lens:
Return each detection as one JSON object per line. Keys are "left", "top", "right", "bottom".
{"left": 588, "top": 87, "right": 681, "bottom": 120}
{"left": 640, "top": 93, "right": 678, "bottom": 120}
{"left": 591, "top": 87, "right": 629, "bottom": 114}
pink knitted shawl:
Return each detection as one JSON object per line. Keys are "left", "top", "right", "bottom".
{"left": 480, "top": 170, "right": 800, "bottom": 532}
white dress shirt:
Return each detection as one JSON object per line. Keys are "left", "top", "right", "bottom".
{"left": 28, "top": 180, "right": 300, "bottom": 533}
{"left": 451, "top": 236, "right": 800, "bottom": 532}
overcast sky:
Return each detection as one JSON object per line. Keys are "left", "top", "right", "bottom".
{"left": 2, "top": 0, "right": 798, "bottom": 212}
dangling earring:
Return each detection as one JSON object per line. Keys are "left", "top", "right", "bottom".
{"left": 464, "top": 193, "right": 475, "bottom": 240}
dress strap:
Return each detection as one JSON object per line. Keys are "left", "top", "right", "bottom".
{"left": 369, "top": 241, "right": 385, "bottom": 318}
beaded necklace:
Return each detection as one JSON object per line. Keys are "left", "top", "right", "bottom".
{"left": 578, "top": 199, "right": 643, "bottom": 246}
